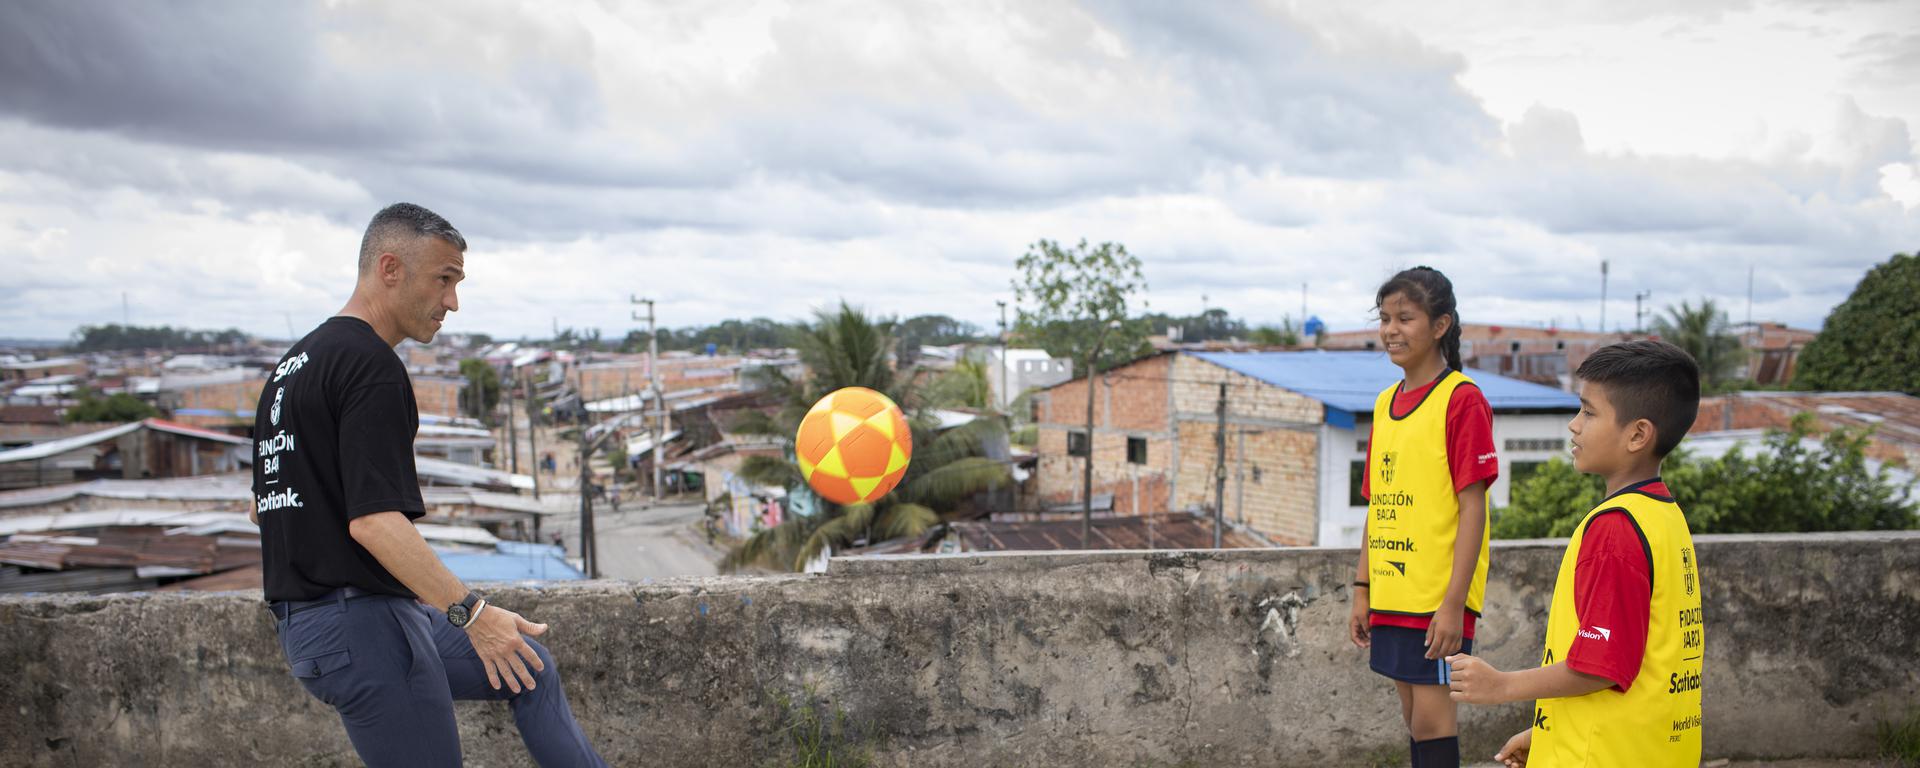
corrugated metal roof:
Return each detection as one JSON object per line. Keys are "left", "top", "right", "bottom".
{"left": 144, "top": 419, "right": 249, "bottom": 445}
{"left": 0, "top": 473, "right": 253, "bottom": 509}
{"left": 0, "top": 421, "right": 144, "bottom": 464}
{"left": 414, "top": 455, "right": 535, "bottom": 491}
{"left": 0, "top": 509, "right": 498, "bottom": 547}
{"left": 435, "top": 541, "right": 585, "bottom": 581}
{"left": 0, "top": 418, "right": 246, "bottom": 465}
{"left": 1189, "top": 350, "right": 1580, "bottom": 423}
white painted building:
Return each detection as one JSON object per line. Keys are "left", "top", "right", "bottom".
{"left": 978, "top": 347, "right": 1074, "bottom": 411}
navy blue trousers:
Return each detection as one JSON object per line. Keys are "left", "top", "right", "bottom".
{"left": 273, "top": 593, "right": 607, "bottom": 767}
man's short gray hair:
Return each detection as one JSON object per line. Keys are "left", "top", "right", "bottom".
{"left": 358, "top": 203, "right": 467, "bottom": 273}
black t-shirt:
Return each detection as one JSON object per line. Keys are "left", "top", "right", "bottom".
{"left": 253, "top": 316, "right": 425, "bottom": 602}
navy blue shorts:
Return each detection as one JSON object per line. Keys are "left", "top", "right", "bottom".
{"left": 1369, "top": 625, "right": 1473, "bottom": 686}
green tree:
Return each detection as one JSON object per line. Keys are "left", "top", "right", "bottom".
{"left": 1011, "top": 239, "right": 1150, "bottom": 373}
{"left": 1796, "top": 252, "right": 1920, "bottom": 395}
{"left": 723, "top": 303, "right": 1011, "bottom": 572}
{"left": 1665, "top": 413, "right": 1915, "bottom": 533}
{"left": 1490, "top": 458, "right": 1605, "bottom": 539}
{"left": 1652, "top": 299, "right": 1746, "bottom": 390}
{"left": 1250, "top": 317, "right": 1302, "bottom": 347}
{"left": 458, "top": 358, "right": 502, "bottom": 425}
{"left": 1138, "top": 308, "right": 1247, "bottom": 343}
{"left": 64, "top": 391, "right": 160, "bottom": 423}
{"left": 71, "top": 323, "right": 248, "bottom": 352}
{"left": 896, "top": 314, "right": 985, "bottom": 362}
{"left": 1493, "top": 414, "right": 1916, "bottom": 538}
{"left": 925, "top": 358, "right": 994, "bottom": 410}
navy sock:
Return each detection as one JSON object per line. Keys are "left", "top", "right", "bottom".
{"left": 1408, "top": 738, "right": 1421, "bottom": 768}
{"left": 1412, "top": 736, "right": 1459, "bottom": 768}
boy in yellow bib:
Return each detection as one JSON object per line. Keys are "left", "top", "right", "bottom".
{"left": 1445, "top": 340, "right": 1705, "bottom": 767}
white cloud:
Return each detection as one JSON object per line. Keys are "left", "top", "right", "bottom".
{"left": 0, "top": 0, "right": 1915, "bottom": 343}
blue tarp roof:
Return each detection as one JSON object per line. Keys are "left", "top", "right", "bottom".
{"left": 438, "top": 541, "right": 585, "bottom": 582}
{"left": 1190, "top": 350, "right": 1579, "bottom": 429}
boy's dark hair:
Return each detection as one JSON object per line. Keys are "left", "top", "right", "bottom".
{"left": 1374, "top": 266, "right": 1462, "bottom": 371}
{"left": 1576, "top": 340, "right": 1701, "bottom": 457}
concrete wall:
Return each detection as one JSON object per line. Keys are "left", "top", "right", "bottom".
{"left": 3, "top": 532, "right": 1916, "bottom": 767}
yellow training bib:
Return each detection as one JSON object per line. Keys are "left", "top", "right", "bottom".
{"left": 1532, "top": 479, "right": 1704, "bottom": 767}
{"left": 1365, "top": 370, "right": 1488, "bottom": 618}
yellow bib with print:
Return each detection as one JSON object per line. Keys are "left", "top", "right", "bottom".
{"left": 1365, "top": 370, "right": 1488, "bottom": 617}
{"left": 1531, "top": 481, "right": 1703, "bottom": 768}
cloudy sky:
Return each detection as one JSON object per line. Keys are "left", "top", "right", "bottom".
{"left": 2, "top": 0, "right": 1916, "bottom": 342}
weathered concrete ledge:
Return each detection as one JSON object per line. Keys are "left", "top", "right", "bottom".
{"left": 3, "top": 532, "right": 1917, "bottom": 767}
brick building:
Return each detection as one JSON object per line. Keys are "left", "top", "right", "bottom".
{"left": 1033, "top": 351, "right": 1579, "bottom": 547}
{"left": 159, "top": 369, "right": 263, "bottom": 430}
{"left": 569, "top": 354, "right": 744, "bottom": 402}
{"left": 1692, "top": 391, "right": 1920, "bottom": 470}
{"left": 411, "top": 375, "right": 467, "bottom": 420}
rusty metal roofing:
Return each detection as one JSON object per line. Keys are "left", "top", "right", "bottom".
{"left": 0, "top": 527, "right": 259, "bottom": 574}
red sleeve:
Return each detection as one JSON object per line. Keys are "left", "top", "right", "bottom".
{"left": 1446, "top": 384, "right": 1498, "bottom": 494}
{"left": 1564, "top": 511, "right": 1652, "bottom": 691}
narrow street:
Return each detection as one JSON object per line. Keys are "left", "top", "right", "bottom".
{"left": 538, "top": 499, "right": 723, "bottom": 581}
{"left": 590, "top": 500, "right": 722, "bottom": 580}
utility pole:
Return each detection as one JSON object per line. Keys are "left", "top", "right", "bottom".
{"left": 1746, "top": 264, "right": 1756, "bottom": 348}
{"left": 577, "top": 425, "right": 599, "bottom": 578}
{"left": 1634, "top": 290, "right": 1653, "bottom": 334}
{"left": 632, "top": 296, "right": 661, "bottom": 503}
{"left": 1599, "top": 259, "right": 1610, "bottom": 333}
{"left": 1081, "top": 320, "right": 1119, "bottom": 549}
{"left": 1213, "top": 382, "right": 1227, "bottom": 549}
{"left": 525, "top": 374, "right": 540, "bottom": 500}
{"left": 505, "top": 372, "right": 519, "bottom": 473}
{"left": 996, "top": 300, "right": 1009, "bottom": 413}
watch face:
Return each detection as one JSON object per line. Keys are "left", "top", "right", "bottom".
{"left": 448, "top": 604, "right": 470, "bottom": 626}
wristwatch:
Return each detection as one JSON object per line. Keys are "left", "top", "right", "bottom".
{"left": 447, "top": 591, "right": 483, "bottom": 628}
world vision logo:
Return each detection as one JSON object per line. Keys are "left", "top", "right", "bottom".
{"left": 1379, "top": 451, "right": 1398, "bottom": 486}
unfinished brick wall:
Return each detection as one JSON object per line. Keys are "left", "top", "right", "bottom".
{"left": 1166, "top": 356, "right": 1322, "bottom": 545}
{"left": 1034, "top": 355, "right": 1176, "bottom": 514}
{"left": 411, "top": 376, "right": 465, "bottom": 419}
{"left": 571, "top": 357, "right": 743, "bottom": 402}
{"left": 1032, "top": 354, "right": 1324, "bottom": 542}
{"left": 168, "top": 380, "right": 264, "bottom": 429}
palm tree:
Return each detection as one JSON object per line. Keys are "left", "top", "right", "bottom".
{"left": 1653, "top": 299, "right": 1747, "bottom": 389}
{"left": 926, "top": 358, "right": 994, "bottom": 410}
{"left": 723, "top": 303, "right": 1012, "bottom": 572}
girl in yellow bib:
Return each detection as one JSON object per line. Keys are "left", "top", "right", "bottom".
{"left": 1445, "top": 340, "right": 1706, "bottom": 768}
{"left": 1347, "top": 267, "right": 1497, "bottom": 768}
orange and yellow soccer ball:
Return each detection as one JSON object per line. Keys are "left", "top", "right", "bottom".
{"left": 796, "top": 387, "right": 912, "bottom": 505}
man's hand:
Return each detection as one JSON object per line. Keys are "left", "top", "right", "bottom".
{"left": 1347, "top": 592, "right": 1371, "bottom": 648}
{"left": 1425, "top": 601, "right": 1464, "bottom": 660}
{"left": 1495, "top": 728, "right": 1530, "bottom": 768}
{"left": 465, "top": 604, "right": 550, "bottom": 693}
{"left": 1445, "top": 653, "right": 1512, "bottom": 704}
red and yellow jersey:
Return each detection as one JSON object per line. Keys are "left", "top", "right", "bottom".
{"left": 1532, "top": 479, "right": 1704, "bottom": 767}
{"left": 1365, "top": 370, "right": 1491, "bottom": 620}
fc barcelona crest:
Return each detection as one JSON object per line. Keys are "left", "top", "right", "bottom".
{"left": 1379, "top": 451, "right": 1397, "bottom": 486}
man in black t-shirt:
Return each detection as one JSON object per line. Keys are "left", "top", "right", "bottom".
{"left": 253, "top": 203, "right": 606, "bottom": 767}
